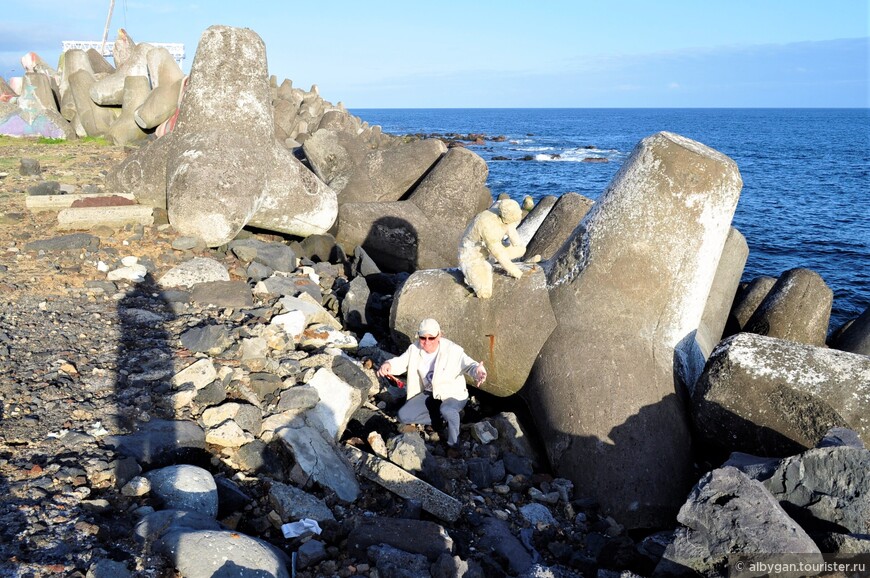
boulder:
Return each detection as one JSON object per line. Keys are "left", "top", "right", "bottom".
{"left": 135, "top": 77, "right": 184, "bottom": 129}
{"left": 68, "top": 69, "right": 115, "bottom": 137}
{"left": 654, "top": 467, "right": 820, "bottom": 576}
{"left": 305, "top": 131, "right": 446, "bottom": 203}
{"left": 743, "top": 267, "right": 833, "bottom": 346}
{"left": 692, "top": 332, "right": 870, "bottom": 456}
{"left": 105, "top": 134, "right": 174, "bottom": 208}
{"left": 105, "top": 75, "right": 151, "bottom": 145}
{"left": 152, "top": 530, "right": 289, "bottom": 578}
{"left": 525, "top": 132, "right": 743, "bottom": 529}
{"left": 90, "top": 41, "right": 154, "bottom": 106}
{"left": 515, "top": 194, "right": 557, "bottom": 246}
{"left": 167, "top": 26, "right": 272, "bottom": 246}
{"left": 390, "top": 267, "right": 556, "bottom": 397}
{"left": 830, "top": 306, "right": 870, "bottom": 356}
{"left": 729, "top": 275, "right": 777, "bottom": 333}
{"left": 525, "top": 192, "right": 594, "bottom": 261}
{"left": 144, "top": 464, "right": 218, "bottom": 518}
{"left": 765, "top": 446, "right": 870, "bottom": 534}
{"left": 336, "top": 147, "right": 492, "bottom": 272}
{"left": 682, "top": 227, "right": 748, "bottom": 394}
{"left": 347, "top": 517, "right": 454, "bottom": 562}
{"left": 306, "top": 367, "right": 366, "bottom": 440}
{"left": 246, "top": 143, "right": 338, "bottom": 237}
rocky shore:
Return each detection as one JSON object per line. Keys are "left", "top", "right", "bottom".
{"left": 2, "top": 22, "right": 870, "bottom": 578}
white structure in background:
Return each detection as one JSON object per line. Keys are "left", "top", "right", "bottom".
{"left": 60, "top": 41, "right": 185, "bottom": 68}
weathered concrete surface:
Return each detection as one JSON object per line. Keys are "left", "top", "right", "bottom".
{"left": 516, "top": 195, "right": 557, "bottom": 246}
{"left": 247, "top": 143, "right": 337, "bottom": 237}
{"left": 525, "top": 192, "right": 594, "bottom": 261}
{"left": 692, "top": 332, "right": 870, "bottom": 457}
{"left": 744, "top": 267, "right": 833, "bottom": 346}
{"left": 524, "top": 132, "right": 743, "bottom": 529}
{"left": 166, "top": 26, "right": 273, "bottom": 246}
{"left": 830, "top": 306, "right": 870, "bottom": 356}
{"left": 57, "top": 205, "right": 154, "bottom": 230}
{"left": 729, "top": 275, "right": 777, "bottom": 333}
{"left": 335, "top": 147, "right": 492, "bottom": 272}
{"left": 389, "top": 266, "right": 556, "bottom": 397}
{"left": 346, "top": 446, "right": 461, "bottom": 522}
{"left": 105, "top": 134, "right": 174, "bottom": 208}
{"left": 681, "top": 227, "right": 749, "bottom": 394}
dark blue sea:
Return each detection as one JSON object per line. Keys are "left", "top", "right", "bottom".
{"left": 352, "top": 108, "right": 869, "bottom": 333}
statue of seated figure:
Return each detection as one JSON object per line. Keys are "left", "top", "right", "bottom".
{"left": 458, "top": 199, "right": 540, "bottom": 299}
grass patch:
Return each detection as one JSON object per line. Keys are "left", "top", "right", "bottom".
{"left": 37, "top": 137, "right": 66, "bottom": 145}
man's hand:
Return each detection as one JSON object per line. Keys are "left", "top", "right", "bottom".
{"left": 527, "top": 254, "right": 541, "bottom": 264}
{"left": 376, "top": 362, "right": 392, "bottom": 378}
{"left": 475, "top": 363, "right": 487, "bottom": 386}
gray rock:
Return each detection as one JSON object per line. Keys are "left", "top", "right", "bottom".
{"left": 348, "top": 517, "right": 454, "bottom": 562}
{"left": 268, "top": 481, "right": 335, "bottom": 523}
{"left": 19, "top": 157, "right": 41, "bottom": 176}
{"left": 526, "top": 132, "right": 743, "bottom": 529}
{"left": 275, "top": 414, "right": 360, "bottom": 502}
{"left": 655, "top": 467, "right": 820, "bottom": 577}
{"left": 307, "top": 367, "right": 366, "bottom": 440}
{"left": 367, "top": 544, "right": 431, "bottom": 578}
{"left": 144, "top": 464, "right": 218, "bottom": 518}
{"left": 180, "top": 324, "right": 234, "bottom": 355}
{"left": 744, "top": 267, "right": 833, "bottom": 346}
{"left": 158, "top": 257, "right": 230, "bottom": 289}
{"left": 105, "top": 134, "right": 174, "bottom": 208}
{"left": 277, "top": 385, "right": 320, "bottom": 411}
{"left": 817, "top": 426, "right": 866, "bottom": 449}
{"left": 340, "top": 275, "right": 372, "bottom": 332}
{"left": 297, "top": 539, "right": 328, "bottom": 569}
{"left": 477, "top": 516, "right": 533, "bottom": 575}
{"left": 692, "top": 332, "right": 870, "bottom": 456}
{"left": 525, "top": 192, "right": 594, "bottom": 261}
{"left": 189, "top": 280, "right": 253, "bottom": 308}
{"left": 86, "top": 559, "right": 132, "bottom": 578}
{"left": 28, "top": 181, "right": 61, "bottom": 197}
{"left": 729, "top": 275, "right": 777, "bottom": 332}
{"left": 104, "top": 419, "right": 206, "bottom": 467}
{"left": 24, "top": 232, "right": 100, "bottom": 252}
{"left": 519, "top": 503, "right": 557, "bottom": 527}
{"left": 133, "top": 509, "right": 223, "bottom": 546}
{"left": 765, "top": 446, "right": 870, "bottom": 534}
{"left": 830, "top": 306, "right": 870, "bottom": 356}
{"left": 152, "top": 529, "right": 289, "bottom": 578}
{"left": 388, "top": 432, "right": 429, "bottom": 474}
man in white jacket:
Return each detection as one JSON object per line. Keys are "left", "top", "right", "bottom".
{"left": 377, "top": 318, "right": 487, "bottom": 447}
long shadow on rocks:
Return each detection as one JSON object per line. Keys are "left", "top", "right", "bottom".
{"left": 105, "top": 274, "right": 211, "bottom": 520}
{"left": 359, "top": 217, "right": 420, "bottom": 274}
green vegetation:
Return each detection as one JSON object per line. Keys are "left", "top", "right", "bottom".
{"left": 36, "top": 137, "right": 66, "bottom": 145}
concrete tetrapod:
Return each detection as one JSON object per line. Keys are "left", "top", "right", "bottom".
{"left": 524, "top": 131, "right": 743, "bottom": 529}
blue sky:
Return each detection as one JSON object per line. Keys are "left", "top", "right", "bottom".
{"left": 2, "top": 0, "right": 867, "bottom": 108}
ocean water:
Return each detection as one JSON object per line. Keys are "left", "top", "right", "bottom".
{"left": 352, "top": 108, "right": 870, "bottom": 333}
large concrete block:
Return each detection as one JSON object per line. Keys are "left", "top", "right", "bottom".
{"left": 335, "top": 147, "right": 492, "bottom": 273}
{"left": 729, "top": 275, "right": 777, "bottom": 334}
{"left": 692, "top": 332, "right": 870, "bottom": 457}
{"left": 830, "top": 306, "right": 870, "bottom": 356}
{"left": 90, "top": 42, "right": 154, "bottom": 106}
{"left": 525, "top": 132, "right": 743, "bottom": 529}
{"left": 106, "top": 134, "right": 173, "bottom": 208}
{"left": 68, "top": 70, "right": 115, "bottom": 137}
{"left": 105, "top": 75, "right": 150, "bottom": 146}
{"left": 167, "top": 26, "right": 272, "bottom": 246}
{"left": 525, "top": 192, "right": 594, "bottom": 261}
{"left": 516, "top": 194, "right": 557, "bottom": 246}
{"left": 390, "top": 266, "right": 556, "bottom": 397}
{"left": 744, "top": 268, "right": 833, "bottom": 346}
{"left": 681, "top": 227, "right": 749, "bottom": 394}
{"left": 248, "top": 144, "right": 337, "bottom": 237}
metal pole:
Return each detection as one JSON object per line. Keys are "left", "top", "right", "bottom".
{"left": 100, "top": 0, "right": 116, "bottom": 56}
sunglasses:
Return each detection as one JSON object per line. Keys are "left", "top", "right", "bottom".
{"left": 418, "top": 335, "right": 439, "bottom": 341}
